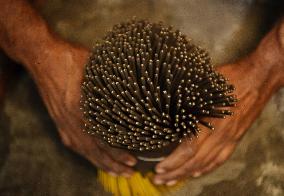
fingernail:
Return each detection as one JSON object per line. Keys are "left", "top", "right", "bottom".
{"left": 154, "top": 178, "right": 164, "bottom": 185}
{"left": 108, "top": 172, "right": 118, "bottom": 177}
{"left": 156, "top": 168, "right": 165, "bottom": 174}
{"left": 192, "top": 172, "right": 202, "bottom": 178}
{"left": 126, "top": 160, "right": 136, "bottom": 166}
{"left": 166, "top": 180, "right": 177, "bottom": 186}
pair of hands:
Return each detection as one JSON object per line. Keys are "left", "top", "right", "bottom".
{"left": 1, "top": 0, "right": 282, "bottom": 186}
{"left": 34, "top": 34, "right": 283, "bottom": 185}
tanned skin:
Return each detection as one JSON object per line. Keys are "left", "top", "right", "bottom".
{"left": 154, "top": 20, "right": 284, "bottom": 185}
{"left": 0, "top": 0, "right": 283, "bottom": 186}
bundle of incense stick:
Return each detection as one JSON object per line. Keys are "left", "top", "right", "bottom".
{"left": 81, "top": 19, "right": 237, "bottom": 195}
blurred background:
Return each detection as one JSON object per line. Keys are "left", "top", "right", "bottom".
{"left": 0, "top": 0, "right": 283, "bottom": 195}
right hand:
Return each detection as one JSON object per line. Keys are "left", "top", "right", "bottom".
{"left": 30, "top": 40, "right": 137, "bottom": 177}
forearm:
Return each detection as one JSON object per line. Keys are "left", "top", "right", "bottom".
{"left": 221, "top": 17, "right": 284, "bottom": 95}
{"left": 0, "top": 0, "right": 56, "bottom": 69}
{"left": 217, "top": 18, "right": 284, "bottom": 139}
{"left": 251, "top": 17, "right": 284, "bottom": 89}
{"left": 0, "top": 0, "right": 89, "bottom": 92}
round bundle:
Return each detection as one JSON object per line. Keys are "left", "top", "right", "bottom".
{"left": 81, "top": 19, "right": 237, "bottom": 152}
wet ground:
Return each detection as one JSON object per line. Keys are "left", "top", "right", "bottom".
{"left": 0, "top": 0, "right": 283, "bottom": 195}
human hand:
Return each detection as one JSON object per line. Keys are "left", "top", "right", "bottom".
{"left": 153, "top": 18, "right": 284, "bottom": 185}
{"left": 0, "top": 0, "right": 137, "bottom": 176}
{"left": 30, "top": 41, "right": 137, "bottom": 177}
{"left": 153, "top": 52, "right": 283, "bottom": 185}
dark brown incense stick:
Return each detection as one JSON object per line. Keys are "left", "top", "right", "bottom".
{"left": 81, "top": 19, "right": 237, "bottom": 152}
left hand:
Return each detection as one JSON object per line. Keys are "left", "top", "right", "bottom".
{"left": 153, "top": 54, "right": 283, "bottom": 185}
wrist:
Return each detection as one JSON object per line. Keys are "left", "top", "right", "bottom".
{"left": 251, "top": 19, "right": 284, "bottom": 89}
{"left": 245, "top": 54, "right": 280, "bottom": 94}
{"left": 25, "top": 35, "right": 90, "bottom": 95}
{"left": 20, "top": 24, "right": 59, "bottom": 74}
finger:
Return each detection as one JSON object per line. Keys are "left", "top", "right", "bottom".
{"left": 189, "top": 140, "right": 226, "bottom": 175}
{"left": 100, "top": 155, "right": 135, "bottom": 178}
{"left": 84, "top": 144, "right": 114, "bottom": 173}
{"left": 58, "top": 127, "right": 135, "bottom": 177}
{"left": 153, "top": 160, "right": 192, "bottom": 184}
{"left": 154, "top": 132, "right": 225, "bottom": 183}
{"left": 108, "top": 149, "right": 137, "bottom": 166}
{"left": 79, "top": 137, "right": 135, "bottom": 177}
{"left": 195, "top": 143, "right": 236, "bottom": 175}
{"left": 191, "top": 137, "right": 237, "bottom": 174}
{"left": 92, "top": 145, "right": 135, "bottom": 177}
{"left": 176, "top": 136, "right": 220, "bottom": 174}
{"left": 155, "top": 130, "right": 210, "bottom": 174}
{"left": 194, "top": 161, "right": 216, "bottom": 177}
{"left": 102, "top": 144, "right": 137, "bottom": 167}
{"left": 181, "top": 127, "right": 230, "bottom": 173}
{"left": 153, "top": 144, "right": 215, "bottom": 184}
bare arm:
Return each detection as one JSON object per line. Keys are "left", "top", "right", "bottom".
{"left": 154, "top": 18, "right": 284, "bottom": 185}
{"left": 0, "top": 0, "right": 136, "bottom": 177}
{"left": 0, "top": 0, "right": 58, "bottom": 69}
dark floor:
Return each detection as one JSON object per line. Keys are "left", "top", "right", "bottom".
{"left": 0, "top": 0, "right": 283, "bottom": 195}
